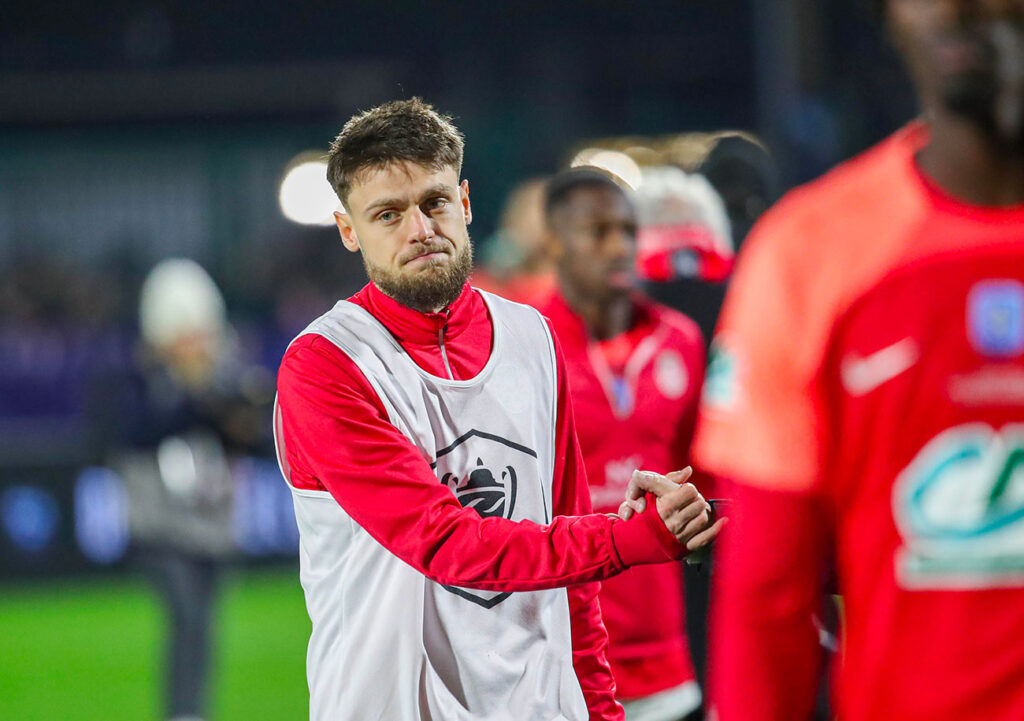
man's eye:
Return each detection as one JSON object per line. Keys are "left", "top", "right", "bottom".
{"left": 378, "top": 211, "right": 398, "bottom": 223}
{"left": 428, "top": 198, "right": 450, "bottom": 211}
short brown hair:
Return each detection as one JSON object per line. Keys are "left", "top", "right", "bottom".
{"left": 327, "top": 97, "right": 465, "bottom": 207}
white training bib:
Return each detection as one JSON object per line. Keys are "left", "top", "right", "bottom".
{"left": 281, "top": 290, "right": 588, "bottom": 721}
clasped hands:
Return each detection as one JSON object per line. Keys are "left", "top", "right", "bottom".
{"left": 617, "top": 467, "right": 726, "bottom": 553}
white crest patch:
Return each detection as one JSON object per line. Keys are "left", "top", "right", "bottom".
{"left": 654, "top": 349, "right": 688, "bottom": 399}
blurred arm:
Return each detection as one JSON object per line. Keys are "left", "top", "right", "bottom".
{"left": 708, "top": 480, "right": 826, "bottom": 721}
{"left": 692, "top": 199, "right": 835, "bottom": 719}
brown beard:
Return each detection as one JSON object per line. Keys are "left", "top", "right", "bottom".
{"left": 363, "top": 239, "right": 474, "bottom": 313}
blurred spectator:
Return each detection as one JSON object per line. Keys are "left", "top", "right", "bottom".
{"left": 91, "top": 258, "right": 272, "bottom": 721}
{"left": 472, "top": 177, "right": 557, "bottom": 304}
{"left": 635, "top": 167, "right": 733, "bottom": 285}
{"left": 561, "top": 132, "right": 777, "bottom": 345}
{"left": 538, "top": 168, "right": 709, "bottom": 721}
{"left": 0, "top": 254, "right": 138, "bottom": 425}
{"left": 696, "top": 133, "right": 780, "bottom": 251}
{"left": 565, "top": 130, "right": 779, "bottom": 255}
{"left": 693, "top": 2, "right": 1024, "bottom": 720}
{"left": 635, "top": 167, "right": 735, "bottom": 345}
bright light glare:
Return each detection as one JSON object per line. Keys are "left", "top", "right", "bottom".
{"left": 571, "top": 149, "right": 643, "bottom": 190}
{"left": 279, "top": 158, "right": 339, "bottom": 226}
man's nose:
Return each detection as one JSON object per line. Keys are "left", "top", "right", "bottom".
{"left": 407, "top": 207, "right": 436, "bottom": 241}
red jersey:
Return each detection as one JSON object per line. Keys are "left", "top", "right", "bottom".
{"left": 693, "top": 123, "right": 1024, "bottom": 721}
{"left": 541, "top": 291, "right": 707, "bottom": 701}
{"left": 276, "top": 282, "right": 689, "bottom": 721}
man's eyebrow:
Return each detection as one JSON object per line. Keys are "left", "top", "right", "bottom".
{"left": 363, "top": 185, "right": 456, "bottom": 216}
{"left": 418, "top": 183, "right": 457, "bottom": 201}
{"left": 363, "top": 197, "right": 406, "bottom": 215}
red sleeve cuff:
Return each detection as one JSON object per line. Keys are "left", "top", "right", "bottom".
{"left": 609, "top": 493, "right": 686, "bottom": 567}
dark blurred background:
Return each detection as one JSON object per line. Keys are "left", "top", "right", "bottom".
{"left": 0, "top": 1, "right": 913, "bottom": 719}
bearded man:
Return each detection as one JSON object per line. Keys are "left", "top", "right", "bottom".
{"left": 273, "top": 98, "right": 723, "bottom": 721}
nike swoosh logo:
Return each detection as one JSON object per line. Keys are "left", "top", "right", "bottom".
{"left": 841, "top": 337, "right": 920, "bottom": 396}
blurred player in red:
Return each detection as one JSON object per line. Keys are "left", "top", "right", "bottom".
{"left": 539, "top": 168, "right": 710, "bottom": 721}
{"left": 690, "top": 1, "right": 1024, "bottom": 719}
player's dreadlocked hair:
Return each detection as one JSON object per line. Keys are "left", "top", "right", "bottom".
{"left": 327, "top": 97, "right": 465, "bottom": 208}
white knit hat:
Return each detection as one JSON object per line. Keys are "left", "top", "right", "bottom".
{"left": 636, "top": 166, "right": 733, "bottom": 256}
{"left": 633, "top": 167, "right": 735, "bottom": 282}
{"left": 139, "top": 258, "right": 226, "bottom": 348}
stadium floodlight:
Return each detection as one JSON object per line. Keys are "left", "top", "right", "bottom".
{"left": 571, "top": 149, "right": 643, "bottom": 190}
{"left": 278, "top": 152, "right": 341, "bottom": 226}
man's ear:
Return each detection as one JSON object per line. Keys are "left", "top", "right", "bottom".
{"left": 334, "top": 211, "right": 360, "bottom": 252}
{"left": 543, "top": 215, "right": 564, "bottom": 262}
{"left": 460, "top": 179, "right": 473, "bottom": 226}
{"left": 546, "top": 228, "right": 565, "bottom": 262}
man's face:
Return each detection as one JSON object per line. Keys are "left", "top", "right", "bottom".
{"left": 551, "top": 186, "right": 638, "bottom": 304}
{"left": 335, "top": 161, "right": 473, "bottom": 313}
{"left": 889, "top": 0, "right": 1024, "bottom": 140}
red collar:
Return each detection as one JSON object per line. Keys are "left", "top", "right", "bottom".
{"left": 348, "top": 281, "right": 483, "bottom": 346}
{"left": 899, "top": 121, "right": 1024, "bottom": 221}
{"left": 540, "top": 290, "right": 657, "bottom": 349}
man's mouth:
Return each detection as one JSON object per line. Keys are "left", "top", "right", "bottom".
{"left": 403, "top": 246, "right": 450, "bottom": 266}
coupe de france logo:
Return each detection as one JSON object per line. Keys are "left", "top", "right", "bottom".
{"left": 432, "top": 428, "right": 539, "bottom": 608}
{"left": 893, "top": 423, "right": 1024, "bottom": 589}
{"left": 440, "top": 458, "right": 518, "bottom": 520}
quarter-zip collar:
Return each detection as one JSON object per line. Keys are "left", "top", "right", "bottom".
{"left": 541, "top": 289, "right": 657, "bottom": 355}
{"left": 347, "top": 281, "right": 493, "bottom": 380}
{"left": 356, "top": 281, "right": 476, "bottom": 345}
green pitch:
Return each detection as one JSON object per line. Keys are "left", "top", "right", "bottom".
{"left": 0, "top": 568, "right": 310, "bottom": 721}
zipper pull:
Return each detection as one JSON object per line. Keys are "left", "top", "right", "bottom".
{"left": 438, "top": 323, "right": 454, "bottom": 380}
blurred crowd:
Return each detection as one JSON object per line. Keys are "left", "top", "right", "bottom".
{"left": 0, "top": 130, "right": 775, "bottom": 436}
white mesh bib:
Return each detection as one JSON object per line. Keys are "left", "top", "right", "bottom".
{"left": 281, "top": 290, "right": 587, "bottom": 721}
